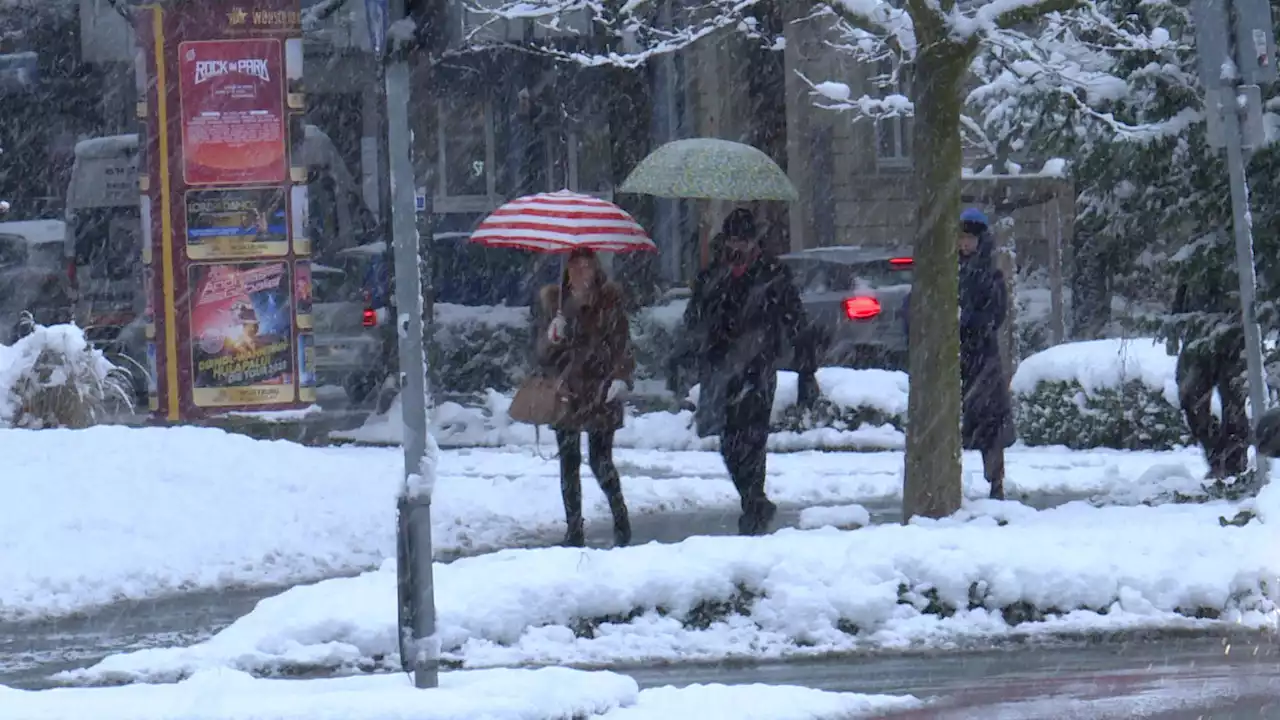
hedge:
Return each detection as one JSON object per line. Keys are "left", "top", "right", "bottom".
{"left": 427, "top": 305, "right": 1194, "bottom": 451}
{"left": 1014, "top": 379, "right": 1188, "bottom": 451}
{"left": 428, "top": 302, "right": 684, "bottom": 394}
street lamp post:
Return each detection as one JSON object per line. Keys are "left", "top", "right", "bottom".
{"left": 370, "top": 0, "right": 439, "bottom": 690}
{"left": 1191, "top": 0, "right": 1277, "bottom": 484}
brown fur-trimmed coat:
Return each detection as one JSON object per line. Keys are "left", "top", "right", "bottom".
{"left": 534, "top": 281, "right": 635, "bottom": 432}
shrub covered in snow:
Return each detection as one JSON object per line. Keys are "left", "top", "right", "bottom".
{"left": 1013, "top": 338, "right": 1187, "bottom": 450}
{"left": 769, "top": 368, "right": 907, "bottom": 433}
{"left": 338, "top": 368, "right": 909, "bottom": 451}
{"left": 0, "top": 324, "right": 133, "bottom": 429}
{"left": 59, "top": 499, "right": 1280, "bottom": 683}
{"left": 427, "top": 306, "right": 1196, "bottom": 450}
{"left": 429, "top": 301, "right": 689, "bottom": 393}
{"left": 430, "top": 304, "right": 532, "bottom": 394}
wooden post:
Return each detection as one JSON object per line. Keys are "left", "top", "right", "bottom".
{"left": 1056, "top": 183, "right": 1076, "bottom": 340}
{"left": 996, "top": 224, "right": 1017, "bottom": 383}
{"left": 1045, "top": 198, "right": 1066, "bottom": 345}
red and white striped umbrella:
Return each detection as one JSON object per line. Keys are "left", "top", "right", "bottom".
{"left": 469, "top": 190, "right": 657, "bottom": 254}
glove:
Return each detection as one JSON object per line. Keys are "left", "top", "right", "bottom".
{"left": 606, "top": 379, "right": 629, "bottom": 403}
{"left": 547, "top": 313, "right": 568, "bottom": 344}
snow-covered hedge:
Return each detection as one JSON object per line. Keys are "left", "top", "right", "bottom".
{"left": 353, "top": 340, "right": 1199, "bottom": 452}
{"left": 429, "top": 301, "right": 687, "bottom": 393}
{"left": 337, "top": 367, "right": 909, "bottom": 451}
{"left": 1, "top": 324, "right": 133, "bottom": 429}
{"left": 1013, "top": 338, "right": 1187, "bottom": 450}
{"left": 431, "top": 297, "right": 1069, "bottom": 393}
{"left": 426, "top": 303, "right": 1193, "bottom": 451}
{"left": 430, "top": 304, "right": 532, "bottom": 394}
{"left": 56, "top": 499, "right": 1280, "bottom": 684}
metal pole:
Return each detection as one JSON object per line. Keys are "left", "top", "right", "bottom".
{"left": 1217, "top": 87, "right": 1271, "bottom": 481}
{"left": 386, "top": 33, "right": 439, "bottom": 688}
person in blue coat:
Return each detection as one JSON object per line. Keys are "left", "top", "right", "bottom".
{"left": 958, "top": 208, "right": 1015, "bottom": 499}
{"left": 899, "top": 210, "right": 1014, "bottom": 498}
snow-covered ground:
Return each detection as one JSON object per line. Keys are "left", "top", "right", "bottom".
{"left": 0, "top": 666, "right": 924, "bottom": 719}
{"left": 0, "top": 423, "right": 1215, "bottom": 622}
{"left": 56, "top": 495, "right": 1279, "bottom": 686}
{"left": 340, "top": 369, "right": 909, "bottom": 450}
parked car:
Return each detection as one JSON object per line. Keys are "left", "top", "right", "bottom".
{"left": 310, "top": 242, "right": 395, "bottom": 406}
{"left": 0, "top": 219, "right": 73, "bottom": 342}
{"left": 778, "top": 246, "right": 913, "bottom": 371}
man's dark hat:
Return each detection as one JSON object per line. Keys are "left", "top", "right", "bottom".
{"left": 722, "top": 208, "right": 757, "bottom": 240}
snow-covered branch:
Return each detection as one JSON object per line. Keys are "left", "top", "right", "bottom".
{"left": 965, "top": 0, "right": 1200, "bottom": 159}
{"left": 461, "top": 0, "right": 768, "bottom": 68}
{"left": 823, "top": 0, "right": 916, "bottom": 54}
{"left": 802, "top": 72, "right": 914, "bottom": 119}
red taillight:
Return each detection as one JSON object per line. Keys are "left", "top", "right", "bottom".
{"left": 362, "top": 308, "right": 378, "bottom": 327}
{"left": 844, "top": 296, "right": 881, "bottom": 320}
{"left": 889, "top": 257, "right": 913, "bottom": 266}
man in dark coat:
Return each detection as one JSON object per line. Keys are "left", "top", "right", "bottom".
{"left": 958, "top": 208, "right": 1015, "bottom": 500}
{"left": 670, "top": 208, "right": 816, "bottom": 535}
{"left": 1167, "top": 282, "right": 1249, "bottom": 479}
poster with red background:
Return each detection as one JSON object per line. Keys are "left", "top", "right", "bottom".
{"left": 178, "top": 38, "right": 287, "bottom": 186}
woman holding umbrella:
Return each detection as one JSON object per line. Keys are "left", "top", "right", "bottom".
{"left": 471, "top": 190, "right": 655, "bottom": 547}
{"left": 534, "top": 248, "right": 634, "bottom": 547}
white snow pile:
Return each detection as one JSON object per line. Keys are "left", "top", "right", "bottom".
{"left": 1011, "top": 337, "right": 1177, "bottom": 404}
{"left": 0, "top": 667, "right": 923, "bottom": 720}
{"left": 1, "top": 419, "right": 1223, "bottom": 623}
{"left": 338, "top": 367, "right": 910, "bottom": 452}
{"left": 59, "top": 499, "right": 1279, "bottom": 685}
{"left": 0, "top": 324, "right": 131, "bottom": 429}
{"left": 599, "top": 683, "right": 923, "bottom": 719}
{"left": 797, "top": 503, "right": 871, "bottom": 530}
{"left": 7, "top": 427, "right": 979, "bottom": 621}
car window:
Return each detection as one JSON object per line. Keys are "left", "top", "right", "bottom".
{"left": 312, "top": 266, "right": 353, "bottom": 304}
{"left": 312, "top": 256, "right": 375, "bottom": 304}
{"left": 853, "top": 264, "right": 913, "bottom": 291}
{"left": 0, "top": 235, "right": 27, "bottom": 268}
{"left": 787, "top": 259, "right": 912, "bottom": 294}
{"left": 72, "top": 211, "right": 140, "bottom": 280}
{"left": 308, "top": 174, "right": 340, "bottom": 257}
{"left": 28, "top": 243, "right": 64, "bottom": 269}
{"left": 788, "top": 262, "right": 855, "bottom": 294}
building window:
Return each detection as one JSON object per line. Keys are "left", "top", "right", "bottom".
{"left": 435, "top": 96, "right": 498, "bottom": 213}
{"left": 566, "top": 91, "right": 613, "bottom": 197}
{"left": 874, "top": 58, "right": 912, "bottom": 170}
{"left": 434, "top": 71, "right": 614, "bottom": 213}
{"left": 876, "top": 115, "right": 912, "bottom": 168}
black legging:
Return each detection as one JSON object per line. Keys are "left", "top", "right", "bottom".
{"left": 555, "top": 428, "right": 629, "bottom": 543}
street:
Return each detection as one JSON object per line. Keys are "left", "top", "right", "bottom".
{"left": 624, "top": 634, "right": 1280, "bottom": 718}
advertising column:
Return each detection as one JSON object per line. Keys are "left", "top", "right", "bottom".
{"left": 136, "top": 1, "right": 311, "bottom": 421}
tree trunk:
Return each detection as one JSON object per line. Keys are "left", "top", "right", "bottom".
{"left": 902, "top": 37, "right": 972, "bottom": 522}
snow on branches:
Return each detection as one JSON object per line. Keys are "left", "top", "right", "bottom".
{"left": 460, "top": 0, "right": 775, "bottom": 68}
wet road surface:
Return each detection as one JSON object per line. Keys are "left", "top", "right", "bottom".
{"left": 623, "top": 633, "right": 1280, "bottom": 718}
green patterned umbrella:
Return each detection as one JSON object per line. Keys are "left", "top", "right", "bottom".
{"left": 619, "top": 138, "right": 798, "bottom": 202}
